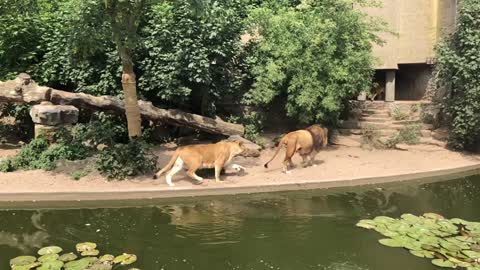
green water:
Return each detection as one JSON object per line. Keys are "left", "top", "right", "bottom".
{"left": 1, "top": 176, "right": 479, "bottom": 270}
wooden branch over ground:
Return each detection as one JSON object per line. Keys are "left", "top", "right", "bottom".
{"left": 0, "top": 73, "right": 244, "bottom": 136}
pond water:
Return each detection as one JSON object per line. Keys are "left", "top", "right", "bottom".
{"left": 1, "top": 175, "right": 479, "bottom": 270}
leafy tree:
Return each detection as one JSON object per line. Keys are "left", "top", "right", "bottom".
{"left": 137, "top": 0, "right": 248, "bottom": 116}
{"left": 435, "top": 0, "right": 480, "bottom": 151}
{"left": 243, "top": 0, "right": 385, "bottom": 127}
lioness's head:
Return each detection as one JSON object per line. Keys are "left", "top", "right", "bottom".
{"left": 231, "top": 140, "right": 246, "bottom": 155}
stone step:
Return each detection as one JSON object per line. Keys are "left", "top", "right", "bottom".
{"left": 363, "top": 109, "right": 390, "bottom": 115}
{"left": 338, "top": 128, "right": 398, "bottom": 137}
{"left": 361, "top": 112, "right": 390, "bottom": 118}
{"left": 360, "top": 116, "right": 391, "bottom": 122}
{"left": 391, "top": 119, "right": 421, "bottom": 125}
{"left": 340, "top": 121, "right": 434, "bottom": 131}
{"left": 389, "top": 124, "right": 434, "bottom": 130}
{"left": 363, "top": 102, "right": 389, "bottom": 110}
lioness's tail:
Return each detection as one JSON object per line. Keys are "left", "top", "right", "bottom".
{"left": 153, "top": 151, "right": 180, "bottom": 179}
{"left": 264, "top": 137, "right": 286, "bottom": 168}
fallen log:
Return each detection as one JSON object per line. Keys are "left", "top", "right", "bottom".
{"left": 0, "top": 73, "right": 244, "bottom": 136}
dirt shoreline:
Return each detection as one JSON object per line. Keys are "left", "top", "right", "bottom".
{"left": 0, "top": 144, "right": 479, "bottom": 206}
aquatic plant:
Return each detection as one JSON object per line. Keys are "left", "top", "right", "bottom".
{"left": 8, "top": 242, "right": 138, "bottom": 270}
{"left": 357, "top": 213, "right": 480, "bottom": 269}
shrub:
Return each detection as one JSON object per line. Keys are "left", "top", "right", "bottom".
{"left": 435, "top": 0, "right": 480, "bottom": 150}
{"left": 390, "top": 106, "right": 409, "bottom": 121}
{"left": 385, "top": 124, "right": 422, "bottom": 148}
{"left": 243, "top": 0, "right": 385, "bottom": 126}
{"left": 96, "top": 140, "right": 157, "bottom": 180}
{"left": 361, "top": 124, "right": 385, "bottom": 149}
{"left": 0, "top": 133, "right": 93, "bottom": 172}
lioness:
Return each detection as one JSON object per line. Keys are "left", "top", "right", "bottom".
{"left": 264, "top": 124, "right": 328, "bottom": 173}
{"left": 153, "top": 141, "right": 246, "bottom": 187}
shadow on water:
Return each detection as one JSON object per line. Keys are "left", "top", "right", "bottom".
{"left": 0, "top": 175, "right": 479, "bottom": 270}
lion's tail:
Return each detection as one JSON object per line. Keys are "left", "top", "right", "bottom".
{"left": 153, "top": 151, "right": 180, "bottom": 179}
{"left": 264, "top": 137, "right": 286, "bottom": 168}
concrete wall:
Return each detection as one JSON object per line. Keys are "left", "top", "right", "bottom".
{"left": 365, "top": 0, "right": 457, "bottom": 69}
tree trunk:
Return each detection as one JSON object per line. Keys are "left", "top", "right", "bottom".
{"left": 0, "top": 74, "right": 245, "bottom": 136}
{"left": 119, "top": 46, "right": 142, "bottom": 138}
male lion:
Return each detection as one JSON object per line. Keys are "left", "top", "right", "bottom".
{"left": 264, "top": 125, "right": 329, "bottom": 174}
{"left": 153, "top": 141, "right": 246, "bottom": 187}
{"left": 263, "top": 130, "right": 315, "bottom": 174}
{"left": 305, "top": 124, "right": 329, "bottom": 151}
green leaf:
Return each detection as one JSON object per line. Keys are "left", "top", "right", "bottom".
{"left": 431, "top": 259, "right": 456, "bottom": 268}
{"left": 378, "top": 238, "right": 404, "bottom": 248}
{"left": 10, "top": 256, "right": 37, "bottom": 267}
{"left": 114, "top": 253, "right": 137, "bottom": 265}
{"left": 409, "top": 250, "right": 435, "bottom": 258}
{"left": 38, "top": 246, "right": 63, "bottom": 256}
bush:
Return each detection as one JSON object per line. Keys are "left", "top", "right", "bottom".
{"left": 435, "top": 0, "right": 480, "bottom": 151}
{"left": 243, "top": 0, "right": 385, "bottom": 127}
{"left": 390, "top": 106, "right": 409, "bottom": 121}
{"left": 0, "top": 132, "right": 93, "bottom": 172}
{"left": 96, "top": 140, "right": 157, "bottom": 180}
{"left": 385, "top": 124, "right": 422, "bottom": 148}
{"left": 361, "top": 124, "right": 385, "bottom": 149}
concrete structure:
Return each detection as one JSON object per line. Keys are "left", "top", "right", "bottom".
{"left": 363, "top": 0, "right": 457, "bottom": 101}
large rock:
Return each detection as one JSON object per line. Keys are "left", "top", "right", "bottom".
{"left": 227, "top": 135, "right": 262, "bottom": 157}
{"left": 30, "top": 102, "right": 79, "bottom": 126}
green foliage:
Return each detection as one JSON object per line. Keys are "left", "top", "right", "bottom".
{"left": 0, "top": 110, "right": 158, "bottom": 180}
{"left": 74, "top": 112, "right": 129, "bottom": 147}
{"left": 137, "top": 0, "right": 248, "bottom": 114}
{"left": 435, "top": 0, "right": 480, "bottom": 151}
{"left": 361, "top": 124, "right": 384, "bottom": 149}
{"left": 96, "top": 139, "right": 157, "bottom": 180}
{"left": 357, "top": 213, "right": 480, "bottom": 269}
{"left": 362, "top": 124, "right": 421, "bottom": 149}
{"left": 0, "top": 0, "right": 251, "bottom": 114}
{"left": 385, "top": 124, "right": 421, "bottom": 148}
{"left": 0, "top": 131, "right": 92, "bottom": 172}
{"left": 0, "top": 103, "right": 33, "bottom": 141}
{"left": 243, "top": 0, "right": 384, "bottom": 125}
{"left": 391, "top": 106, "right": 409, "bottom": 121}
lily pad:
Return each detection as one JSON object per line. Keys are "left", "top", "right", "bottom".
{"left": 64, "top": 259, "right": 90, "bottom": 269}
{"left": 10, "top": 256, "right": 37, "bottom": 267}
{"left": 432, "top": 259, "right": 456, "bottom": 268}
{"left": 88, "top": 263, "right": 113, "bottom": 270}
{"left": 423, "top": 213, "right": 445, "bottom": 220}
{"left": 59, "top": 253, "right": 78, "bottom": 262}
{"left": 38, "top": 246, "right": 63, "bottom": 256}
{"left": 99, "top": 254, "right": 115, "bottom": 263}
{"left": 38, "top": 253, "right": 60, "bottom": 262}
{"left": 374, "top": 216, "right": 395, "bottom": 224}
{"left": 378, "top": 238, "right": 404, "bottom": 248}
{"left": 463, "top": 250, "right": 480, "bottom": 259}
{"left": 76, "top": 242, "right": 97, "bottom": 252}
{"left": 451, "top": 218, "right": 469, "bottom": 225}
{"left": 11, "top": 262, "right": 41, "bottom": 270}
{"left": 37, "top": 260, "right": 64, "bottom": 270}
{"left": 81, "top": 249, "right": 100, "bottom": 256}
{"left": 409, "top": 250, "right": 435, "bottom": 258}
{"left": 356, "top": 219, "right": 376, "bottom": 229}
{"left": 114, "top": 253, "right": 137, "bottom": 265}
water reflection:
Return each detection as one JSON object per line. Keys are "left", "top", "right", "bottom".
{"left": 0, "top": 211, "right": 49, "bottom": 253}
{"left": 0, "top": 176, "right": 479, "bottom": 270}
